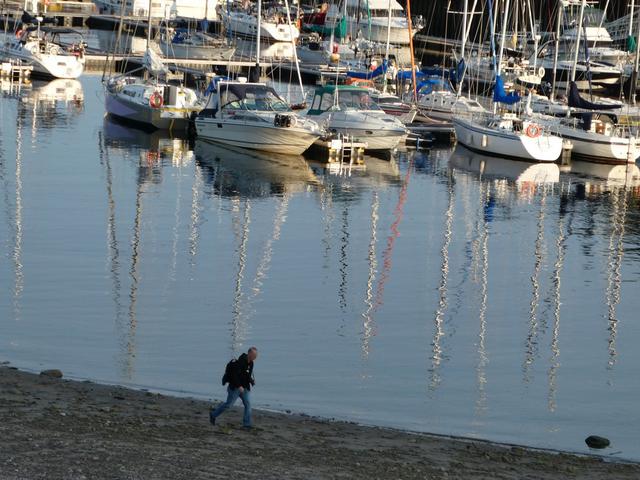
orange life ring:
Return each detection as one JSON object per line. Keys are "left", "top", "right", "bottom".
{"left": 15, "top": 28, "right": 23, "bottom": 38}
{"left": 149, "top": 92, "right": 163, "bottom": 109}
{"left": 525, "top": 123, "right": 541, "bottom": 138}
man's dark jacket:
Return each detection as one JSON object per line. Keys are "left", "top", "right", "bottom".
{"left": 229, "top": 353, "right": 254, "bottom": 391}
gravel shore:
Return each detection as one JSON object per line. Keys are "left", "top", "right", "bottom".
{"left": 1, "top": 364, "right": 638, "bottom": 479}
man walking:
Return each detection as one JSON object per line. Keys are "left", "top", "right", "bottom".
{"left": 210, "top": 347, "right": 258, "bottom": 428}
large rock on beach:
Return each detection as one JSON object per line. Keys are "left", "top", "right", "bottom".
{"left": 585, "top": 435, "right": 610, "bottom": 449}
{"left": 40, "top": 369, "right": 63, "bottom": 379}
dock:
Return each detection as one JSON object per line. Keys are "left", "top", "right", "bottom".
{"left": 0, "top": 61, "right": 32, "bottom": 81}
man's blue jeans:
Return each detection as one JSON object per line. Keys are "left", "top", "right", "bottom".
{"left": 210, "top": 386, "right": 252, "bottom": 427}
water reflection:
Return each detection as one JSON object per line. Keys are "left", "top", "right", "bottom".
{"left": 12, "top": 99, "right": 25, "bottom": 321}
{"left": 195, "top": 141, "right": 320, "bottom": 353}
{"left": 429, "top": 171, "right": 454, "bottom": 392}
{"left": 195, "top": 140, "right": 317, "bottom": 198}
{"left": 103, "top": 116, "right": 193, "bottom": 168}
{"left": 547, "top": 196, "right": 570, "bottom": 413}
{"left": 19, "top": 80, "right": 84, "bottom": 131}
{"left": 5, "top": 78, "right": 640, "bottom": 461}
{"left": 361, "top": 191, "right": 379, "bottom": 360}
{"left": 100, "top": 119, "right": 195, "bottom": 377}
{"left": 449, "top": 145, "right": 560, "bottom": 187}
{"left": 524, "top": 187, "right": 547, "bottom": 383}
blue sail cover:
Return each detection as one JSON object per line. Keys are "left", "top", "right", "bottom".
{"left": 397, "top": 69, "right": 423, "bottom": 81}
{"left": 567, "top": 81, "right": 619, "bottom": 110}
{"left": 493, "top": 75, "right": 520, "bottom": 105}
{"left": 346, "top": 59, "right": 388, "bottom": 80}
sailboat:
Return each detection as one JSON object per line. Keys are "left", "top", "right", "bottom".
{"left": 218, "top": 0, "right": 300, "bottom": 43}
{"left": 535, "top": 1, "right": 624, "bottom": 91}
{"left": 316, "top": 0, "right": 423, "bottom": 46}
{"left": 195, "top": 0, "right": 323, "bottom": 154}
{"left": 104, "top": 0, "right": 203, "bottom": 130}
{"left": 538, "top": 0, "right": 640, "bottom": 165}
{"left": 0, "top": 24, "right": 86, "bottom": 79}
{"left": 452, "top": 0, "right": 563, "bottom": 162}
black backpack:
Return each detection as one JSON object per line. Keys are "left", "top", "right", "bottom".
{"left": 221, "top": 358, "right": 237, "bottom": 386}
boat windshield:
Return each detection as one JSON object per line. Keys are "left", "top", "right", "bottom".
{"left": 331, "top": 90, "right": 381, "bottom": 111}
{"left": 220, "top": 84, "right": 291, "bottom": 112}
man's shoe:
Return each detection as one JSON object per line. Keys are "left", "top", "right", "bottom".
{"left": 209, "top": 411, "right": 216, "bottom": 425}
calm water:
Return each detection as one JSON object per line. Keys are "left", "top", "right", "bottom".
{"left": 2, "top": 76, "right": 640, "bottom": 460}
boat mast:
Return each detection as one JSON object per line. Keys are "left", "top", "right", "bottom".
{"left": 146, "top": 0, "right": 152, "bottom": 50}
{"left": 630, "top": 0, "right": 635, "bottom": 40}
{"left": 493, "top": 0, "right": 511, "bottom": 114}
{"left": 383, "top": 0, "right": 391, "bottom": 93}
{"left": 457, "top": 0, "right": 468, "bottom": 97}
{"left": 629, "top": 0, "right": 640, "bottom": 104}
{"left": 569, "top": 0, "right": 586, "bottom": 85}
{"left": 284, "top": 0, "right": 305, "bottom": 98}
{"left": 256, "top": 0, "right": 262, "bottom": 63}
{"left": 496, "top": 0, "right": 511, "bottom": 78}
{"left": 525, "top": 0, "right": 539, "bottom": 111}
{"left": 406, "top": 0, "right": 417, "bottom": 103}
{"left": 550, "top": 1, "right": 562, "bottom": 100}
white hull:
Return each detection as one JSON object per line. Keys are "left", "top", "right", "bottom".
{"left": 195, "top": 117, "right": 318, "bottom": 155}
{"left": 159, "top": 43, "right": 235, "bottom": 60}
{"left": 0, "top": 45, "right": 84, "bottom": 79}
{"left": 351, "top": 19, "right": 412, "bottom": 45}
{"left": 105, "top": 91, "right": 196, "bottom": 130}
{"left": 453, "top": 116, "right": 563, "bottom": 162}
{"left": 321, "top": 114, "right": 406, "bottom": 150}
{"left": 220, "top": 11, "right": 299, "bottom": 42}
{"left": 557, "top": 125, "right": 639, "bottom": 165}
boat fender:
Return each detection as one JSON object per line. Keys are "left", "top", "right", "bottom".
{"left": 525, "top": 123, "right": 541, "bottom": 138}
{"left": 150, "top": 92, "right": 164, "bottom": 109}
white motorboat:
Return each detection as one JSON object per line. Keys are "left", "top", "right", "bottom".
{"left": 0, "top": 25, "right": 85, "bottom": 79}
{"left": 159, "top": 28, "right": 236, "bottom": 60}
{"left": 304, "top": 84, "right": 408, "bottom": 151}
{"left": 195, "top": 80, "right": 323, "bottom": 155}
{"left": 218, "top": 2, "right": 299, "bottom": 42}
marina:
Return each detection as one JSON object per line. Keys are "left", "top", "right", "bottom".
{"left": 1, "top": 0, "right": 640, "bottom": 476}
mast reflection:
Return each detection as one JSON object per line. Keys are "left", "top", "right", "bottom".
{"left": 361, "top": 191, "right": 379, "bottom": 361}
{"left": 429, "top": 172, "right": 455, "bottom": 392}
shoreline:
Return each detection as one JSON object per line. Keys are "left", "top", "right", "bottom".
{"left": 1, "top": 364, "right": 639, "bottom": 479}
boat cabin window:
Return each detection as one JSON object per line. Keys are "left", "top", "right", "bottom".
{"left": 220, "top": 84, "right": 290, "bottom": 112}
{"left": 335, "top": 90, "right": 380, "bottom": 111}
{"left": 368, "top": 9, "right": 404, "bottom": 18}
{"left": 319, "top": 92, "right": 334, "bottom": 110}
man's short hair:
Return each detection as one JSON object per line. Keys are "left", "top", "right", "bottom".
{"left": 248, "top": 346, "right": 257, "bottom": 354}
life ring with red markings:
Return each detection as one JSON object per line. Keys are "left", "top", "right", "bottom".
{"left": 525, "top": 123, "right": 541, "bottom": 138}
{"left": 149, "top": 92, "right": 163, "bottom": 109}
